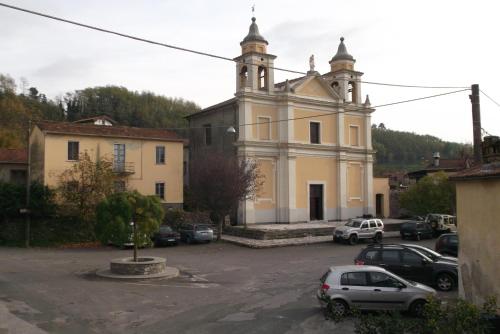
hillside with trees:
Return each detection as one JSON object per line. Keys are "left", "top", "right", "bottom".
{"left": 372, "top": 123, "right": 472, "bottom": 174}
{"left": 0, "top": 73, "right": 200, "bottom": 148}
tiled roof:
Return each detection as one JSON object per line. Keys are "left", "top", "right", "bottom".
{"left": 73, "top": 115, "right": 117, "bottom": 124}
{"left": 36, "top": 121, "right": 183, "bottom": 142}
{"left": 450, "top": 162, "right": 500, "bottom": 180}
{"left": 0, "top": 148, "right": 28, "bottom": 164}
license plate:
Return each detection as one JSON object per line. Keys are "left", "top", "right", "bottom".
{"left": 168, "top": 239, "right": 175, "bottom": 242}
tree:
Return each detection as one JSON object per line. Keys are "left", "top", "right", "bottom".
{"left": 187, "top": 153, "right": 263, "bottom": 240}
{"left": 96, "top": 191, "right": 164, "bottom": 261}
{"left": 399, "top": 171, "right": 456, "bottom": 216}
{"left": 58, "top": 152, "right": 121, "bottom": 226}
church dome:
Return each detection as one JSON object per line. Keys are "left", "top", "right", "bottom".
{"left": 241, "top": 17, "right": 268, "bottom": 45}
{"left": 330, "top": 37, "right": 355, "bottom": 62}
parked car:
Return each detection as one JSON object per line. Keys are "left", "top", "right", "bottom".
{"left": 435, "top": 233, "right": 458, "bottom": 257}
{"left": 334, "top": 218, "right": 384, "bottom": 245}
{"left": 317, "top": 265, "right": 436, "bottom": 317}
{"left": 425, "top": 214, "right": 457, "bottom": 235}
{"left": 152, "top": 226, "right": 180, "bottom": 247}
{"left": 179, "top": 224, "right": 214, "bottom": 244}
{"left": 354, "top": 244, "right": 458, "bottom": 291}
{"left": 400, "top": 221, "right": 434, "bottom": 240}
{"left": 401, "top": 244, "right": 457, "bottom": 263}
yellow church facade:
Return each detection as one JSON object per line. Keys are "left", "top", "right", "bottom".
{"left": 188, "top": 17, "right": 377, "bottom": 224}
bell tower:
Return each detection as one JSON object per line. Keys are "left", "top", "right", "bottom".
{"left": 328, "top": 37, "right": 363, "bottom": 104}
{"left": 234, "top": 17, "right": 276, "bottom": 93}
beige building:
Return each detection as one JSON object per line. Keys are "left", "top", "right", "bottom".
{"left": 188, "top": 17, "right": 379, "bottom": 224}
{"left": 30, "top": 120, "right": 184, "bottom": 207}
{"left": 451, "top": 136, "right": 500, "bottom": 309}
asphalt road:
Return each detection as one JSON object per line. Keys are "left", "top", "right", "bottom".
{"left": 0, "top": 237, "right": 456, "bottom": 334}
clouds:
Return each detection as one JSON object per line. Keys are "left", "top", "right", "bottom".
{"left": 0, "top": 0, "right": 499, "bottom": 142}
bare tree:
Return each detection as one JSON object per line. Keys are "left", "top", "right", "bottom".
{"left": 58, "top": 152, "right": 122, "bottom": 227}
{"left": 187, "top": 152, "right": 263, "bottom": 240}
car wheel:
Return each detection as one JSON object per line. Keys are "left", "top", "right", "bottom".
{"left": 328, "top": 299, "right": 349, "bottom": 318}
{"left": 436, "top": 273, "right": 454, "bottom": 291}
{"left": 348, "top": 234, "right": 358, "bottom": 245}
{"left": 409, "top": 299, "right": 426, "bottom": 317}
{"left": 373, "top": 233, "right": 382, "bottom": 243}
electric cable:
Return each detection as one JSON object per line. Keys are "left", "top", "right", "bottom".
{"left": 0, "top": 2, "right": 473, "bottom": 88}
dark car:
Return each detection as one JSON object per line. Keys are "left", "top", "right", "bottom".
{"left": 400, "top": 221, "right": 434, "bottom": 241}
{"left": 435, "top": 233, "right": 458, "bottom": 257}
{"left": 152, "top": 226, "right": 180, "bottom": 247}
{"left": 401, "top": 244, "right": 457, "bottom": 264}
{"left": 354, "top": 244, "right": 458, "bottom": 291}
{"left": 179, "top": 224, "right": 214, "bottom": 244}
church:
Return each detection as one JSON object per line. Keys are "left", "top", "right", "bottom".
{"left": 187, "top": 17, "right": 382, "bottom": 224}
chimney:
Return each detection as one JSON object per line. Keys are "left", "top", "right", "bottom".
{"left": 433, "top": 152, "right": 440, "bottom": 167}
{"left": 482, "top": 136, "right": 500, "bottom": 163}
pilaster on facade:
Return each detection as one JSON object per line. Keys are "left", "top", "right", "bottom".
{"left": 287, "top": 153, "right": 297, "bottom": 222}
{"left": 338, "top": 152, "right": 348, "bottom": 220}
{"left": 364, "top": 160, "right": 374, "bottom": 215}
{"left": 238, "top": 99, "right": 253, "bottom": 141}
{"left": 365, "top": 115, "right": 372, "bottom": 150}
{"left": 337, "top": 110, "right": 345, "bottom": 147}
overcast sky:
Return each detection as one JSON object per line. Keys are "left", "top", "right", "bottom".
{"left": 1, "top": 0, "right": 499, "bottom": 143}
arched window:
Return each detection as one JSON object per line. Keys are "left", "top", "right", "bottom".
{"left": 258, "top": 66, "right": 267, "bottom": 90}
{"left": 348, "top": 81, "right": 357, "bottom": 102}
{"left": 240, "top": 66, "right": 248, "bottom": 87}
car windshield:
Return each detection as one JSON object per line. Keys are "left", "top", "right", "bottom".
{"left": 407, "top": 246, "right": 440, "bottom": 260}
{"left": 402, "top": 222, "right": 416, "bottom": 229}
{"left": 195, "top": 225, "right": 210, "bottom": 231}
{"left": 160, "top": 226, "right": 173, "bottom": 233}
{"left": 345, "top": 220, "right": 362, "bottom": 227}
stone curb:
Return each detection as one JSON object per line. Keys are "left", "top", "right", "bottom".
{"left": 95, "top": 266, "right": 179, "bottom": 279}
{"left": 221, "top": 231, "right": 401, "bottom": 249}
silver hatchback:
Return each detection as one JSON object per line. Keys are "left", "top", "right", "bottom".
{"left": 317, "top": 265, "right": 436, "bottom": 317}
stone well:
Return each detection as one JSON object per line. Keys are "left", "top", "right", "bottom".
{"left": 110, "top": 257, "right": 166, "bottom": 276}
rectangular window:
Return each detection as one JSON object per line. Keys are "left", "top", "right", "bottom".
{"left": 67, "top": 141, "right": 79, "bottom": 160}
{"left": 156, "top": 146, "right": 165, "bottom": 164}
{"left": 340, "top": 272, "right": 367, "bottom": 286}
{"left": 310, "top": 122, "right": 320, "bottom": 144}
{"left": 204, "top": 124, "right": 212, "bottom": 146}
{"left": 349, "top": 125, "right": 359, "bottom": 146}
{"left": 155, "top": 182, "right": 165, "bottom": 200}
{"left": 257, "top": 116, "right": 270, "bottom": 140}
{"left": 114, "top": 180, "right": 126, "bottom": 193}
{"left": 113, "top": 143, "right": 126, "bottom": 172}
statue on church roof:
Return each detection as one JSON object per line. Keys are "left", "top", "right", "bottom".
{"left": 309, "top": 55, "right": 315, "bottom": 72}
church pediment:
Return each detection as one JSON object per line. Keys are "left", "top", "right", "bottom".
{"left": 293, "top": 76, "right": 340, "bottom": 100}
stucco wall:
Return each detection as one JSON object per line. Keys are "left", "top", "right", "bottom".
{"left": 293, "top": 109, "right": 337, "bottom": 144}
{"left": 344, "top": 115, "right": 366, "bottom": 147}
{"left": 255, "top": 158, "right": 276, "bottom": 210}
{"left": 42, "top": 133, "right": 183, "bottom": 204}
{"left": 373, "top": 177, "right": 390, "bottom": 218}
{"left": 295, "top": 156, "right": 337, "bottom": 210}
{"left": 455, "top": 179, "right": 500, "bottom": 308}
{"left": 252, "top": 104, "right": 278, "bottom": 141}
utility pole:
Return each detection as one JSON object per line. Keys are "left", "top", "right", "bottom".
{"left": 470, "top": 84, "right": 482, "bottom": 164}
{"left": 25, "top": 120, "right": 32, "bottom": 248}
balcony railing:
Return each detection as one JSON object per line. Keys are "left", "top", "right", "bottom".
{"left": 113, "top": 161, "right": 135, "bottom": 174}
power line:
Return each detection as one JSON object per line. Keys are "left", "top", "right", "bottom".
{"left": 480, "top": 89, "right": 500, "bottom": 108}
{"left": 174, "top": 88, "right": 470, "bottom": 131}
{"left": 360, "top": 80, "right": 468, "bottom": 90}
{"left": 0, "top": 2, "right": 470, "bottom": 88}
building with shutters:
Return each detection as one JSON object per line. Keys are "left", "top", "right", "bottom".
{"left": 29, "top": 119, "right": 184, "bottom": 208}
